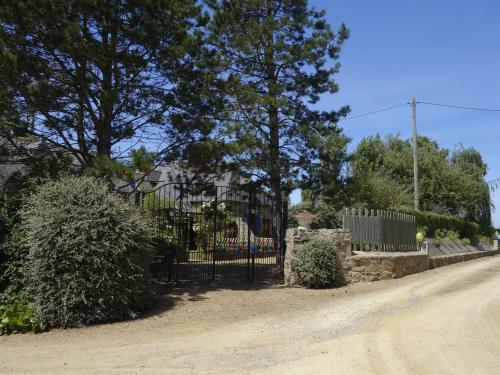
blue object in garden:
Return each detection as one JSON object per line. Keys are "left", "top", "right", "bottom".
{"left": 250, "top": 244, "right": 259, "bottom": 253}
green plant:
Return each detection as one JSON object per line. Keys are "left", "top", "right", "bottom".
{"left": 435, "top": 229, "right": 447, "bottom": 239}
{"left": 478, "top": 235, "right": 492, "bottom": 246}
{"left": 433, "top": 237, "right": 442, "bottom": 248}
{"left": 401, "top": 210, "right": 482, "bottom": 239}
{"left": 445, "top": 230, "right": 460, "bottom": 240}
{"left": 22, "top": 176, "right": 155, "bottom": 328}
{"left": 292, "top": 238, "right": 337, "bottom": 288}
{"left": 461, "top": 238, "right": 472, "bottom": 246}
{"left": 0, "top": 296, "right": 43, "bottom": 334}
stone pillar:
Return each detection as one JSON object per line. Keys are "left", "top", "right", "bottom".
{"left": 284, "top": 227, "right": 352, "bottom": 286}
{"left": 493, "top": 239, "right": 499, "bottom": 251}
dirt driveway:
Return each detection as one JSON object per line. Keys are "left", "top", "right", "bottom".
{"left": 2, "top": 256, "right": 500, "bottom": 374}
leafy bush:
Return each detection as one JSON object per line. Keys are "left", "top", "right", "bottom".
{"left": 0, "top": 296, "right": 43, "bottom": 335}
{"left": 446, "top": 230, "right": 460, "bottom": 240}
{"left": 401, "top": 210, "right": 481, "bottom": 238}
{"left": 461, "top": 238, "right": 472, "bottom": 246}
{"left": 478, "top": 235, "right": 492, "bottom": 246}
{"left": 310, "top": 202, "right": 343, "bottom": 229}
{"left": 22, "top": 176, "right": 155, "bottom": 328}
{"left": 292, "top": 238, "right": 337, "bottom": 288}
{"left": 434, "top": 229, "right": 447, "bottom": 239}
{"left": 0, "top": 224, "right": 27, "bottom": 301}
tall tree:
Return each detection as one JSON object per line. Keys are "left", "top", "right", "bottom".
{"left": 207, "top": 0, "right": 349, "bottom": 244}
{"left": 301, "top": 130, "right": 351, "bottom": 209}
{"left": 350, "top": 134, "right": 492, "bottom": 228}
{"left": 0, "top": 0, "right": 215, "bottom": 167}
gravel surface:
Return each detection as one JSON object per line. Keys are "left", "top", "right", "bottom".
{"left": 2, "top": 256, "right": 500, "bottom": 374}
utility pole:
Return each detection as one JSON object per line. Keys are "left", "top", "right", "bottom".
{"left": 412, "top": 98, "right": 419, "bottom": 211}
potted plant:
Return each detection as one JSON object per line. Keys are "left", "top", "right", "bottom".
{"left": 294, "top": 211, "right": 316, "bottom": 229}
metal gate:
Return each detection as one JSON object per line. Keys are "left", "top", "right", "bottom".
{"left": 142, "top": 183, "right": 285, "bottom": 283}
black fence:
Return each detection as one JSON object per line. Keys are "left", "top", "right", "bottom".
{"left": 140, "top": 183, "right": 286, "bottom": 283}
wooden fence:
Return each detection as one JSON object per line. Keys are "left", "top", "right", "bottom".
{"left": 342, "top": 209, "right": 417, "bottom": 252}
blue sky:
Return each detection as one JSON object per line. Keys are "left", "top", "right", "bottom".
{"left": 292, "top": 0, "right": 500, "bottom": 226}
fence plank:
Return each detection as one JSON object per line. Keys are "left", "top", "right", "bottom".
{"left": 343, "top": 209, "right": 416, "bottom": 252}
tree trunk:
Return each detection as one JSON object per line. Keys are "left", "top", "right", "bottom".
{"left": 265, "top": 0, "right": 284, "bottom": 260}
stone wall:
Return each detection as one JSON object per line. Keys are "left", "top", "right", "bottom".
{"left": 285, "top": 227, "right": 499, "bottom": 286}
{"left": 429, "top": 249, "right": 500, "bottom": 269}
{"left": 284, "top": 227, "right": 351, "bottom": 286}
{"left": 343, "top": 252, "right": 429, "bottom": 283}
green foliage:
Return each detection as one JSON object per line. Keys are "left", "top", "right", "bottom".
{"left": 0, "top": 296, "right": 43, "bottom": 334}
{"left": 0, "top": 224, "right": 26, "bottom": 301}
{"left": 478, "top": 235, "right": 492, "bottom": 245}
{"left": 84, "top": 155, "right": 133, "bottom": 180}
{"left": 22, "top": 176, "right": 155, "bottom": 328}
{"left": 417, "top": 226, "right": 428, "bottom": 238}
{"left": 310, "top": 202, "right": 343, "bottom": 229}
{"left": 302, "top": 132, "right": 352, "bottom": 210}
{"left": 461, "top": 238, "right": 472, "bottom": 246}
{"left": 1, "top": 152, "right": 72, "bottom": 300}
{"left": 0, "top": 0, "right": 215, "bottom": 167}
{"left": 407, "top": 210, "right": 481, "bottom": 238}
{"left": 194, "top": 202, "right": 235, "bottom": 250}
{"left": 349, "top": 135, "right": 492, "bottom": 230}
{"left": 434, "top": 229, "right": 447, "bottom": 239}
{"left": 445, "top": 230, "right": 460, "bottom": 240}
{"left": 292, "top": 238, "right": 337, "bottom": 288}
{"left": 130, "top": 146, "right": 157, "bottom": 173}
{"left": 207, "top": 0, "right": 349, "bottom": 203}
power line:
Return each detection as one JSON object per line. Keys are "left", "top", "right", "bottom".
{"left": 418, "top": 101, "right": 500, "bottom": 112}
{"left": 341, "top": 103, "right": 410, "bottom": 121}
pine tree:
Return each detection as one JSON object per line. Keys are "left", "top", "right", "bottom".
{"left": 0, "top": 0, "right": 215, "bottom": 167}
{"left": 207, "top": 0, "right": 349, "bottom": 244}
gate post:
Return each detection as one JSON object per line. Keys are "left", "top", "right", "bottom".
{"left": 212, "top": 191, "right": 218, "bottom": 281}
{"left": 247, "top": 188, "right": 253, "bottom": 283}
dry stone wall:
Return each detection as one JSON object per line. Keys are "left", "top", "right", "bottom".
{"left": 343, "top": 252, "right": 429, "bottom": 283}
{"left": 429, "top": 249, "right": 500, "bottom": 269}
{"left": 285, "top": 227, "right": 498, "bottom": 286}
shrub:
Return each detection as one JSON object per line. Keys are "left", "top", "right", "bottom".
{"left": 461, "top": 238, "right": 472, "bottom": 246}
{"left": 478, "top": 235, "right": 492, "bottom": 246}
{"left": 292, "top": 238, "right": 337, "bottom": 288}
{"left": 434, "top": 229, "right": 447, "bottom": 239}
{"left": 445, "top": 230, "right": 460, "bottom": 240}
{"left": 0, "top": 223, "right": 27, "bottom": 301}
{"left": 0, "top": 296, "right": 43, "bottom": 334}
{"left": 400, "top": 209, "right": 481, "bottom": 238}
{"left": 22, "top": 176, "right": 155, "bottom": 328}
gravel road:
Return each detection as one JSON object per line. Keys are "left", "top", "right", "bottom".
{"left": 2, "top": 256, "right": 500, "bottom": 374}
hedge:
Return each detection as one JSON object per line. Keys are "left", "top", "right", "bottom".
{"left": 22, "top": 176, "right": 155, "bottom": 328}
{"left": 401, "top": 210, "right": 481, "bottom": 238}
